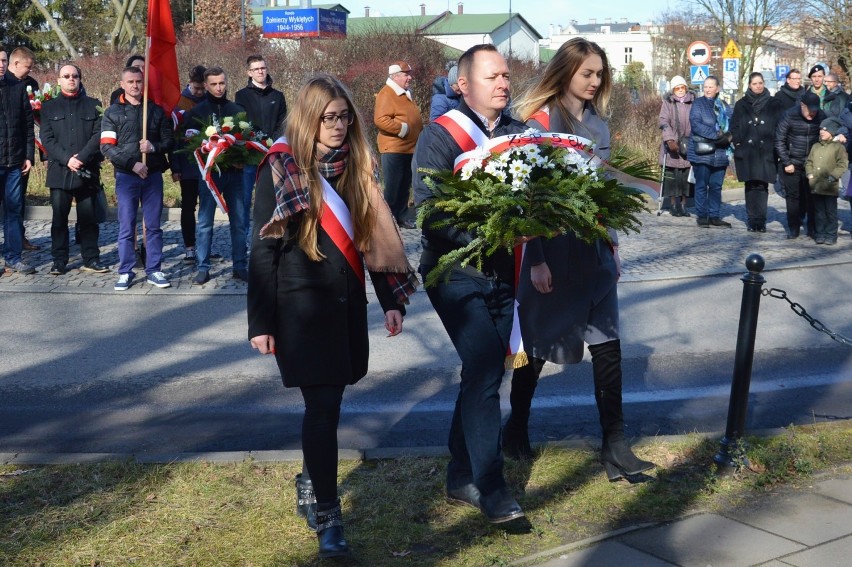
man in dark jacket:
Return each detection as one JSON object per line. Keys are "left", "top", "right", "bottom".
{"left": 0, "top": 47, "right": 36, "bottom": 275}
{"left": 822, "top": 74, "right": 849, "bottom": 119}
{"left": 234, "top": 55, "right": 286, "bottom": 243}
{"left": 101, "top": 65, "right": 175, "bottom": 291}
{"left": 774, "top": 69, "right": 804, "bottom": 111}
{"left": 182, "top": 66, "right": 247, "bottom": 285}
{"left": 412, "top": 44, "right": 526, "bottom": 525}
{"left": 40, "top": 64, "right": 107, "bottom": 275}
{"left": 775, "top": 91, "right": 828, "bottom": 238}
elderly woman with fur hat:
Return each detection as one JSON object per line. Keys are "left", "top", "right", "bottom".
{"left": 658, "top": 75, "right": 695, "bottom": 216}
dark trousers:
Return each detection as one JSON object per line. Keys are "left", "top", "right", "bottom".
{"left": 115, "top": 171, "right": 164, "bottom": 275}
{"left": 425, "top": 269, "right": 514, "bottom": 496}
{"left": 179, "top": 178, "right": 199, "bottom": 248}
{"left": 744, "top": 180, "right": 769, "bottom": 227}
{"left": 300, "top": 384, "right": 345, "bottom": 505}
{"left": 812, "top": 194, "right": 838, "bottom": 241}
{"left": 782, "top": 169, "right": 815, "bottom": 236}
{"left": 381, "top": 152, "right": 413, "bottom": 223}
{"left": 20, "top": 170, "right": 29, "bottom": 238}
{"left": 50, "top": 184, "right": 100, "bottom": 266}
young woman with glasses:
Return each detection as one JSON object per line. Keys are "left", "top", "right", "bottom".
{"left": 247, "top": 74, "right": 417, "bottom": 558}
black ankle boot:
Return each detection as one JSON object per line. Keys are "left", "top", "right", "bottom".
{"left": 316, "top": 501, "right": 349, "bottom": 558}
{"left": 295, "top": 474, "right": 317, "bottom": 530}
{"left": 502, "top": 416, "right": 533, "bottom": 460}
{"left": 601, "top": 434, "right": 655, "bottom": 481}
{"left": 589, "top": 340, "right": 656, "bottom": 481}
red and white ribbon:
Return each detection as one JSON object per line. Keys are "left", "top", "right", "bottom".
{"left": 194, "top": 133, "right": 235, "bottom": 214}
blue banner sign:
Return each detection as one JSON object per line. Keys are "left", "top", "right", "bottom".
{"left": 262, "top": 8, "right": 347, "bottom": 39}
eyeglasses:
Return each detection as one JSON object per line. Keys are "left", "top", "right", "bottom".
{"left": 787, "top": 76, "right": 802, "bottom": 81}
{"left": 249, "top": 66, "right": 267, "bottom": 72}
{"left": 826, "top": 80, "right": 838, "bottom": 84}
{"left": 320, "top": 112, "right": 354, "bottom": 128}
{"left": 61, "top": 74, "right": 80, "bottom": 79}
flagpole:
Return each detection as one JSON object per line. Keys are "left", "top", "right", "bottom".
{"left": 142, "top": 36, "right": 151, "bottom": 165}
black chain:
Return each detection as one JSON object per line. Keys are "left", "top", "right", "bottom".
{"left": 762, "top": 288, "right": 852, "bottom": 347}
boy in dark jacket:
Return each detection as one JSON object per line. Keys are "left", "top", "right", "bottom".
{"left": 805, "top": 117, "right": 848, "bottom": 244}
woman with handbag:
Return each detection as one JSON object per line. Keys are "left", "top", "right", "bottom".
{"left": 731, "top": 72, "right": 786, "bottom": 232}
{"left": 658, "top": 75, "right": 695, "bottom": 216}
{"left": 688, "top": 75, "right": 733, "bottom": 227}
{"left": 247, "top": 74, "right": 418, "bottom": 558}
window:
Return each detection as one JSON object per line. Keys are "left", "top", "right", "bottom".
{"left": 624, "top": 47, "right": 633, "bottom": 64}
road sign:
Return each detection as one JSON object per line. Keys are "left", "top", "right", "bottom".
{"left": 723, "top": 58, "right": 739, "bottom": 90}
{"left": 691, "top": 65, "right": 710, "bottom": 85}
{"left": 262, "top": 8, "right": 347, "bottom": 39}
{"left": 688, "top": 41, "right": 712, "bottom": 65}
{"left": 776, "top": 65, "right": 790, "bottom": 82}
{"left": 722, "top": 39, "right": 742, "bottom": 59}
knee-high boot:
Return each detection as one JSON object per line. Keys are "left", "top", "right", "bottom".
{"left": 589, "top": 340, "right": 655, "bottom": 481}
{"left": 502, "top": 357, "right": 546, "bottom": 459}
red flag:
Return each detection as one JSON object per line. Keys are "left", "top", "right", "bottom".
{"left": 146, "top": 0, "right": 181, "bottom": 114}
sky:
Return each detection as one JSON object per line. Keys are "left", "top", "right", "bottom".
{"left": 348, "top": 0, "right": 677, "bottom": 37}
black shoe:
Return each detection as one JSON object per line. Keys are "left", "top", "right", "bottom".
{"left": 757, "top": 224, "right": 766, "bottom": 233}
{"left": 233, "top": 269, "right": 248, "bottom": 282}
{"left": 670, "top": 205, "right": 682, "bottom": 217}
{"left": 815, "top": 237, "right": 826, "bottom": 244}
{"left": 502, "top": 419, "right": 534, "bottom": 460}
{"left": 316, "top": 502, "right": 350, "bottom": 558}
{"left": 49, "top": 262, "right": 66, "bottom": 276}
{"left": 479, "top": 487, "right": 524, "bottom": 524}
{"left": 295, "top": 474, "right": 317, "bottom": 531}
{"left": 697, "top": 216, "right": 710, "bottom": 227}
{"left": 81, "top": 261, "right": 109, "bottom": 273}
{"left": 747, "top": 225, "right": 756, "bottom": 232}
{"left": 193, "top": 270, "right": 210, "bottom": 285}
{"left": 398, "top": 218, "right": 417, "bottom": 230}
{"left": 446, "top": 483, "right": 481, "bottom": 510}
{"left": 826, "top": 239, "right": 837, "bottom": 245}
{"left": 709, "top": 217, "right": 732, "bottom": 228}
{"left": 786, "top": 231, "right": 800, "bottom": 239}
{"left": 679, "top": 203, "right": 691, "bottom": 218}
{"left": 601, "top": 436, "right": 655, "bottom": 481}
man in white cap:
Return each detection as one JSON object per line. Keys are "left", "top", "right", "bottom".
{"left": 373, "top": 60, "right": 423, "bottom": 229}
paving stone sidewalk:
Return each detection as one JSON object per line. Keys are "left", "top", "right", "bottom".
{"left": 1, "top": 193, "right": 850, "bottom": 293}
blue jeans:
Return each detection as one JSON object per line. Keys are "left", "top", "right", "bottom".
{"left": 242, "top": 164, "right": 257, "bottom": 244}
{"left": 196, "top": 170, "right": 247, "bottom": 272}
{"left": 115, "top": 171, "right": 164, "bottom": 275}
{"left": 693, "top": 163, "right": 726, "bottom": 218}
{"left": 424, "top": 268, "right": 514, "bottom": 496}
{"left": 0, "top": 165, "right": 25, "bottom": 265}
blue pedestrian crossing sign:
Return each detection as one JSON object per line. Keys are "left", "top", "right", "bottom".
{"left": 690, "top": 65, "right": 709, "bottom": 85}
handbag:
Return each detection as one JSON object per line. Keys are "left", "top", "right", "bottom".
{"left": 693, "top": 135, "right": 716, "bottom": 155}
{"left": 673, "top": 105, "right": 689, "bottom": 157}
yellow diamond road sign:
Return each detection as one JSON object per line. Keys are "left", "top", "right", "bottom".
{"left": 722, "top": 39, "right": 742, "bottom": 59}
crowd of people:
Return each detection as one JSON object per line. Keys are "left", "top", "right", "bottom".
{"left": 2, "top": 40, "right": 850, "bottom": 559}
{"left": 659, "top": 64, "right": 852, "bottom": 243}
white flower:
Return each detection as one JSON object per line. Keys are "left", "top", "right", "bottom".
{"left": 522, "top": 144, "right": 541, "bottom": 157}
{"left": 508, "top": 159, "right": 527, "bottom": 176}
{"left": 185, "top": 128, "right": 200, "bottom": 138}
{"left": 26, "top": 85, "right": 33, "bottom": 94}
{"left": 205, "top": 125, "right": 218, "bottom": 137}
{"left": 511, "top": 177, "right": 526, "bottom": 191}
{"left": 483, "top": 161, "right": 504, "bottom": 177}
{"left": 495, "top": 150, "right": 512, "bottom": 164}
{"left": 43, "top": 83, "right": 51, "bottom": 91}
{"left": 239, "top": 121, "right": 250, "bottom": 130}
{"left": 471, "top": 146, "right": 491, "bottom": 161}
{"left": 460, "top": 159, "right": 482, "bottom": 180}
{"left": 522, "top": 127, "right": 541, "bottom": 137}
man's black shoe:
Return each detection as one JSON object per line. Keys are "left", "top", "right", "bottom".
{"left": 81, "top": 261, "right": 109, "bottom": 273}
{"left": 193, "top": 270, "right": 210, "bottom": 285}
{"left": 697, "top": 216, "right": 710, "bottom": 227}
{"left": 233, "top": 269, "right": 248, "bottom": 282}
{"left": 709, "top": 217, "right": 732, "bottom": 228}
{"left": 479, "top": 487, "right": 524, "bottom": 524}
{"left": 49, "top": 262, "right": 66, "bottom": 276}
{"left": 446, "top": 484, "right": 481, "bottom": 510}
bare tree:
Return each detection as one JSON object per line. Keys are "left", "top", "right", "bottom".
{"left": 28, "top": 0, "right": 80, "bottom": 59}
{"left": 803, "top": 0, "right": 852, "bottom": 76}
{"left": 654, "top": 9, "right": 715, "bottom": 83}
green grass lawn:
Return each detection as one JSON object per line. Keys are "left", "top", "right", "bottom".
{"left": 2, "top": 422, "right": 850, "bottom": 566}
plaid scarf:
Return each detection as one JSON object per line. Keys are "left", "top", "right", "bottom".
{"left": 259, "top": 142, "right": 418, "bottom": 306}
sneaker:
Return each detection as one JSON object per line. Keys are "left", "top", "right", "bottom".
{"left": 81, "top": 261, "right": 110, "bottom": 273}
{"left": 147, "top": 271, "right": 171, "bottom": 288}
{"left": 193, "top": 270, "right": 210, "bottom": 285}
{"left": 183, "top": 248, "right": 197, "bottom": 264}
{"left": 49, "top": 262, "right": 67, "bottom": 275}
{"left": 114, "top": 273, "right": 134, "bottom": 291}
{"left": 7, "top": 261, "right": 35, "bottom": 275}
{"left": 233, "top": 268, "right": 248, "bottom": 282}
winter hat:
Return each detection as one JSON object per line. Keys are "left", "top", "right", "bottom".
{"left": 670, "top": 75, "right": 688, "bottom": 90}
{"left": 447, "top": 65, "right": 459, "bottom": 86}
{"left": 820, "top": 117, "right": 842, "bottom": 136}
{"left": 388, "top": 61, "right": 413, "bottom": 75}
{"left": 801, "top": 91, "right": 821, "bottom": 113}
{"left": 808, "top": 64, "right": 825, "bottom": 78}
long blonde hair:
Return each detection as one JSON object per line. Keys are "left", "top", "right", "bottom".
{"left": 284, "top": 74, "right": 377, "bottom": 261}
{"left": 514, "top": 38, "right": 612, "bottom": 127}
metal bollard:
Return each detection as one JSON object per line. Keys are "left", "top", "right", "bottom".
{"left": 714, "top": 254, "right": 766, "bottom": 471}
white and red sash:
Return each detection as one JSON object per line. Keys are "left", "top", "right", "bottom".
{"left": 262, "top": 137, "right": 365, "bottom": 287}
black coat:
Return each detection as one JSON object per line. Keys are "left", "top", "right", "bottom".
{"left": 234, "top": 78, "right": 287, "bottom": 138}
{"left": 823, "top": 88, "right": 850, "bottom": 119}
{"left": 775, "top": 106, "right": 826, "bottom": 169}
{"left": 100, "top": 97, "right": 174, "bottom": 174}
{"left": 730, "top": 93, "right": 786, "bottom": 183}
{"left": 774, "top": 83, "right": 805, "bottom": 111}
{"left": 39, "top": 93, "right": 103, "bottom": 190}
{"left": 0, "top": 72, "right": 35, "bottom": 167}
{"left": 246, "top": 162, "right": 403, "bottom": 388}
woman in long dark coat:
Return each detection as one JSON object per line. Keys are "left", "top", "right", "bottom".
{"left": 506, "top": 38, "right": 655, "bottom": 482}
{"left": 731, "top": 72, "right": 786, "bottom": 231}
{"left": 247, "top": 74, "right": 417, "bottom": 559}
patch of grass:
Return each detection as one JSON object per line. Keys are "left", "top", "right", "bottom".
{"left": 1, "top": 422, "right": 850, "bottom": 566}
